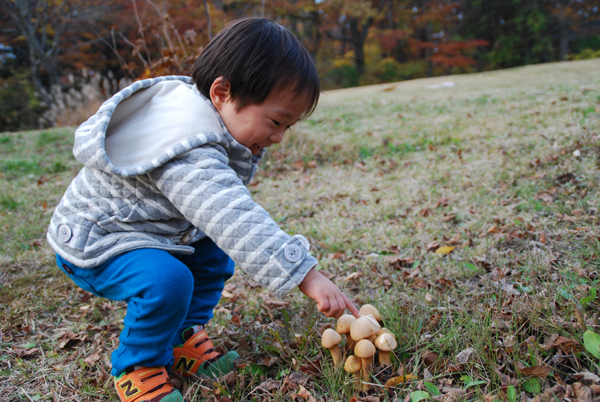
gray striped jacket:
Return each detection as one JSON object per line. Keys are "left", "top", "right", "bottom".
{"left": 47, "top": 76, "right": 317, "bottom": 297}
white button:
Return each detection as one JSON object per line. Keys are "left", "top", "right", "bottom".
{"left": 58, "top": 225, "right": 72, "bottom": 243}
{"left": 283, "top": 244, "right": 302, "bottom": 263}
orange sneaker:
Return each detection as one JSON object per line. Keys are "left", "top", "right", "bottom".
{"left": 114, "top": 366, "right": 182, "bottom": 402}
{"left": 172, "top": 325, "right": 238, "bottom": 379}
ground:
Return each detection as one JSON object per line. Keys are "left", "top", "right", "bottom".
{"left": 1, "top": 59, "right": 599, "bottom": 401}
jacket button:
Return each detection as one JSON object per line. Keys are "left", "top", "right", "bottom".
{"left": 283, "top": 244, "right": 302, "bottom": 263}
{"left": 58, "top": 225, "right": 72, "bottom": 243}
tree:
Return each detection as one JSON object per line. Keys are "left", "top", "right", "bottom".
{"left": 320, "top": 0, "right": 387, "bottom": 74}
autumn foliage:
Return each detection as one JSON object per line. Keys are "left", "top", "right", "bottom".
{"left": 0, "top": 0, "right": 599, "bottom": 130}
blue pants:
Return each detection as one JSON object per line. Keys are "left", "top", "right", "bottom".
{"left": 56, "top": 237, "right": 234, "bottom": 376}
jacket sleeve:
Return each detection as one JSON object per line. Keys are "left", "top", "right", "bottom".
{"left": 148, "top": 145, "right": 317, "bottom": 297}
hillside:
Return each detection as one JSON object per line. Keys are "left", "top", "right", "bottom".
{"left": 1, "top": 59, "right": 599, "bottom": 401}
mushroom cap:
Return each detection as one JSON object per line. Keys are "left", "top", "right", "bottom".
{"left": 321, "top": 328, "right": 343, "bottom": 348}
{"left": 336, "top": 314, "right": 356, "bottom": 335}
{"left": 354, "top": 339, "right": 376, "bottom": 359}
{"left": 374, "top": 333, "right": 398, "bottom": 351}
{"left": 344, "top": 355, "right": 362, "bottom": 373}
{"left": 377, "top": 328, "right": 396, "bottom": 340}
{"left": 359, "top": 304, "right": 381, "bottom": 322}
{"left": 350, "top": 315, "right": 381, "bottom": 341}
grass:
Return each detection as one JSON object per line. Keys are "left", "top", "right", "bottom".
{"left": 1, "top": 58, "right": 600, "bottom": 401}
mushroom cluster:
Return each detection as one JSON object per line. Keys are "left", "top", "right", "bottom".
{"left": 321, "top": 304, "right": 398, "bottom": 391}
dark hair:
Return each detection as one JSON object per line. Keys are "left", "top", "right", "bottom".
{"left": 192, "top": 17, "right": 320, "bottom": 117}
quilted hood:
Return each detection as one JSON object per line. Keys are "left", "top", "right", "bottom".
{"left": 72, "top": 76, "right": 255, "bottom": 177}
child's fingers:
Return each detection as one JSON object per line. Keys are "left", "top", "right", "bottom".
{"left": 342, "top": 293, "right": 361, "bottom": 318}
{"left": 332, "top": 294, "right": 347, "bottom": 319}
{"left": 324, "top": 295, "right": 341, "bottom": 318}
{"left": 318, "top": 294, "right": 342, "bottom": 318}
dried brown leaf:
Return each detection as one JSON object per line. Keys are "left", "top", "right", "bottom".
{"left": 84, "top": 350, "right": 103, "bottom": 365}
{"left": 291, "top": 385, "right": 316, "bottom": 402}
{"left": 426, "top": 241, "right": 440, "bottom": 252}
{"left": 435, "top": 198, "right": 449, "bottom": 208}
{"left": 257, "top": 379, "right": 281, "bottom": 392}
{"left": 446, "top": 234, "right": 461, "bottom": 245}
{"left": 419, "top": 207, "right": 434, "bottom": 217}
{"left": 299, "top": 357, "right": 321, "bottom": 376}
{"left": 519, "top": 365, "right": 552, "bottom": 379}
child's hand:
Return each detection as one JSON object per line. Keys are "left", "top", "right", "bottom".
{"left": 298, "top": 268, "right": 360, "bottom": 319}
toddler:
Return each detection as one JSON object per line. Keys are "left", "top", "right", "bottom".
{"left": 47, "top": 17, "right": 359, "bottom": 402}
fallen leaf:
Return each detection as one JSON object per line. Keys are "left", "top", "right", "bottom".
{"left": 358, "top": 396, "right": 381, "bottom": 402}
{"left": 487, "top": 225, "right": 499, "bottom": 234}
{"left": 519, "top": 365, "right": 552, "bottom": 379}
{"left": 263, "top": 300, "right": 290, "bottom": 309}
{"left": 493, "top": 367, "right": 517, "bottom": 386}
{"left": 223, "top": 372, "right": 237, "bottom": 387}
{"left": 572, "top": 382, "right": 593, "bottom": 402}
{"left": 344, "top": 272, "right": 363, "bottom": 281}
{"left": 435, "top": 246, "right": 455, "bottom": 255}
{"left": 425, "top": 293, "right": 434, "bottom": 304}
{"left": 257, "top": 379, "right": 281, "bottom": 392}
{"left": 442, "top": 214, "right": 456, "bottom": 222}
{"left": 84, "top": 350, "right": 103, "bottom": 365}
{"left": 426, "top": 241, "right": 440, "bottom": 252}
{"left": 299, "top": 357, "right": 321, "bottom": 376}
{"left": 286, "top": 372, "right": 309, "bottom": 387}
{"left": 385, "top": 374, "right": 419, "bottom": 387}
{"left": 455, "top": 347, "right": 474, "bottom": 364}
{"left": 446, "top": 234, "right": 461, "bottom": 245}
{"left": 291, "top": 385, "right": 316, "bottom": 402}
{"left": 572, "top": 371, "right": 600, "bottom": 383}
{"left": 545, "top": 336, "right": 584, "bottom": 354}
{"left": 435, "top": 198, "right": 449, "bottom": 208}
{"left": 329, "top": 252, "right": 345, "bottom": 260}
{"left": 419, "top": 207, "right": 433, "bottom": 217}
{"left": 263, "top": 356, "right": 278, "bottom": 367}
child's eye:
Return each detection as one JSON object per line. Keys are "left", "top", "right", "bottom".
{"left": 271, "top": 119, "right": 281, "bottom": 126}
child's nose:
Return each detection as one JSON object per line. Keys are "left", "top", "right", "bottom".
{"left": 270, "top": 129, "right": 285, "bottom": 144}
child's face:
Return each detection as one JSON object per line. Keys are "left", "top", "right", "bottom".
{"left": 211, "top": 78, "right": 309, "bottom": 154}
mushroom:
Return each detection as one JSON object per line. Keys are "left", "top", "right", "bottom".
{"left": 354, "top": 339, "right": 376, "bottom": 391}
{"left": 359, "top": 304, "right": 382, "bottom": 323}
{"left": 343, "top": 355, "right": 362, "bottom": 389}
{"left": 336, "top": 314, "right": 357, "bottom": 351}
{"left": 321, "top": 328, "right": 343, "bottom": 366}
{"left": 374, "top": 332, "right": 397, "bottom": 366}
{"left": 350, "top": 315, "right": 381, "bottom": 341}
{"left": 377, "top": 328, "right": 396, "bottom": 339}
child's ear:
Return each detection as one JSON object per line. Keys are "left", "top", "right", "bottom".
{"left": 210, "top": 76, "right": 231, "bottom": 111}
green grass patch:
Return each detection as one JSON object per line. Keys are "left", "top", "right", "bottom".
{"left": 3, "top": 60, "right": 600, "bottom": 401}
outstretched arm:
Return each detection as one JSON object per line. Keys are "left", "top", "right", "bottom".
{"left": 298, "top": 268, "right": 361, "bottom": 319}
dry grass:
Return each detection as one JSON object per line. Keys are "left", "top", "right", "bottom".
{"left": 1, "top": 59, "right": 599, "bottom": 401}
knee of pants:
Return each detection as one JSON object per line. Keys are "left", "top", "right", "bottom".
{"left": 144, "top": 261, "right": 194, "bottom": 312}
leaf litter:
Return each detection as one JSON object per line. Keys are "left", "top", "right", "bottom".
{"left": 2, "top": 61, "right": 600, "bottom": 401}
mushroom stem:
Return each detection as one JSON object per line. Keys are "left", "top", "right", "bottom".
{"left": 361, "top": 356, "right": 373, "bottom": 391}
{"left": 379, "top": 351, "right": 392, "bottom": 366}
{"left": 329, "top": 345, "right": 342, "bottom": 367}
{"left": 345, "top": 334, "right": 356, "bottom": 351}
